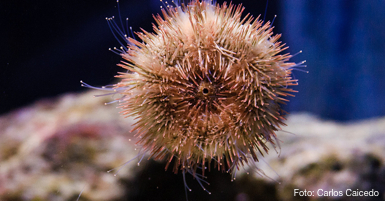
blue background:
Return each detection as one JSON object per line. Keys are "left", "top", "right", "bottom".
{"left": 281, "top": 0, "right": 385, "bottom": 121}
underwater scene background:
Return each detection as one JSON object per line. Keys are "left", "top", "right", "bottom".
{"left": 1, "top": 0, "right": 385, "bottom": 200}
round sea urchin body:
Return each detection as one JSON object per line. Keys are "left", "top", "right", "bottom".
{"left": 115, "top": 0, "right": 298, "bottom": 177}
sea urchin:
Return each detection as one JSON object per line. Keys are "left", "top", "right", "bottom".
{"left": 87, "top": 0, "right": 300, "bottom": 187}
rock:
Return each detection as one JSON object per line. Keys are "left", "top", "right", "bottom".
{"left": 263, "top": 114, "right": 385, "bottom": 200}
{"left": 0, "top": 91, "right": 138, "bottom": 201}
{"left": 0, "top": 91, "right": 384, "bottom": 200}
